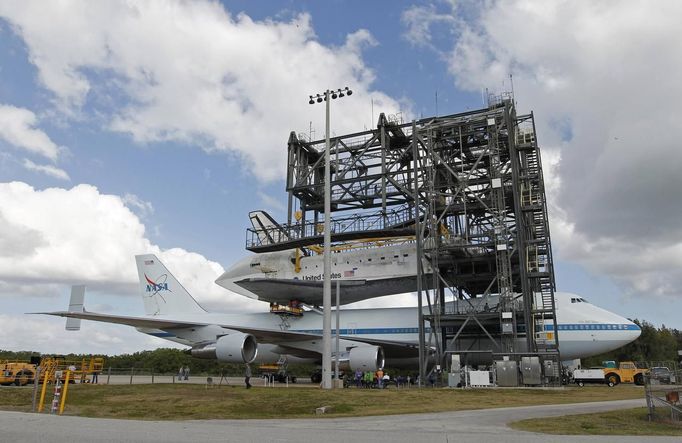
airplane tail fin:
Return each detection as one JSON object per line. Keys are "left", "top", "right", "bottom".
{"left": 249, "top": 210, "right": 289, "bottom": 246}
{"left": 135, "top": 254, "right": 206, "bottom": 316}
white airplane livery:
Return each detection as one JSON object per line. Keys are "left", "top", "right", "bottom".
{"left": 40, "top": 254, "right": 641, "bottom": 371}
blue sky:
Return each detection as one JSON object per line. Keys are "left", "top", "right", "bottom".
{"left": 1, "top": 0, "right": 681, "bottom": 354}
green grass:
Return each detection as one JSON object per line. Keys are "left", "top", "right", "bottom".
{"left": 0, "top": 384, "right": 643, "bottom": 420}
{"left": 510, "top": 407, "right": 682, "bottom": 436}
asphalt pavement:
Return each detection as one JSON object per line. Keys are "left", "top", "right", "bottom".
{"left": 1, "top": 398, "right": 678, "bottom": 443}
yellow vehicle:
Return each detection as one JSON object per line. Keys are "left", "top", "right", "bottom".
{"left": 601, "top": 361, "right": 646, "bottom": 386}
{"left": 0, "top": 361, "right": 36, "bottom": 386}
{"left": 1, "top": 356, "right": 104, "bottom": 386}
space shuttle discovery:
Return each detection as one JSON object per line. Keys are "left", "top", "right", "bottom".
{"left": 40, "top": 253, "right": 641, "bottom": 374}
{"left": 215, "top": 211, "right": 432, "bottom": 306}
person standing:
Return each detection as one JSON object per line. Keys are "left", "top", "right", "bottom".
{"left": 245, "top": 364, "right": 252, "bottom": 389}
{"left": 184, "top": 366, "right": 190, "bottom": 381}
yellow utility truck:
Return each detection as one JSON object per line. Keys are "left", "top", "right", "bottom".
{"left": 0, "top": 361, "right": 36, "bottom": 386}
{"left": 601, "top": 361, "right": 646, "bottom": 386}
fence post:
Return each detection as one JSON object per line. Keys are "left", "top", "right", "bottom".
{"left": 107, "top": 367, "right": 111, "bottom": 385}
{"left": 31, "top": 367, "right": 42, "bottom": 412}
{"left": 152, "top": 370, "right": 154, "bottom": 384}
{"left": 129, "top": 367, "right": 134, "bottom": 385}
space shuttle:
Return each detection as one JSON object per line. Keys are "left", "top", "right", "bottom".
{"left": 215, "top": 211, "right": 431, "bottom": 306}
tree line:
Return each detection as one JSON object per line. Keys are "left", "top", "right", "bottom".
{"left": 582, "top": 319, "right": 682, "bottom": 367}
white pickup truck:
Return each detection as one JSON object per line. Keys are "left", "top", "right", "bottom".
{"left": 573, "top": 369, "right": 615, "bottom": 387}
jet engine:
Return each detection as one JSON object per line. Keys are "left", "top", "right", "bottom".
{"left": 191, "top": 333, "right": 257, "bottom": 363}
{"left": 337, "top": 345, "right": 385, "bottom": 371}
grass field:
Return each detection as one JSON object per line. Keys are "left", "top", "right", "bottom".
{"left": 0, "top": 384, "right": 643, "bottom": 420}
{"left": 510, "top": 407, "right": 682, "bottom": 436}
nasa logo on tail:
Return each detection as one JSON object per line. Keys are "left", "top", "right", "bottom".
{"left": 144, "top": 274, "right": 171, "bottom": 297}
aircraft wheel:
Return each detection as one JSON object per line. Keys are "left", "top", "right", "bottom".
{"left": 310, "top": 372, "right": 322, "bottom": 384}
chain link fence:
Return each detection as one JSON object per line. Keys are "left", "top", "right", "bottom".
{"left": 645, "top": 366, "right": 682, "bottom": 424}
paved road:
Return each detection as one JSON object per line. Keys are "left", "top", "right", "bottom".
{"left": 2, "top": 399, "right": 677, "bottom": 443}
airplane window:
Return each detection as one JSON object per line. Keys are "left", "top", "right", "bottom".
{"left": 403, "top": 254, "right": 409, "bottom": 257}
{"left": 571, "top": 298, "right": 577, "bottom": 303}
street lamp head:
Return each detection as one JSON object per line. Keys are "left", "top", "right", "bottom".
{"left": 346, "top": 89, "right": 353, "bottom": 96}
{"left": 316, "top": 96, "right": 323, "bottom": 103}
{"left": 331, "top": 92, "right": 338, "bottom": 99}
{"left": 309, "top": 95, "right": 315, "bottom": 105}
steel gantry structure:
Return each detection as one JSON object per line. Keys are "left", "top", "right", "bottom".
{"left": 246, "top": 95, "right": 561, "bottom": 381}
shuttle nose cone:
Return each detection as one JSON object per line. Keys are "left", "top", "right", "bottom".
{"left": 215, "top": 257, "right": 258, "bottom": 299}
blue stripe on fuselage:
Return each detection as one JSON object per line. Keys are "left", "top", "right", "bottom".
{"left": 147, "top": 332, "right": 176, "bottom": 337}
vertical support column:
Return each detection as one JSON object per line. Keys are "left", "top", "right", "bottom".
{"left": 322, "top": 89, "right": 332, "bottom": 390}
{"left": 413, "top": 120, "right": 425, "bottom": 386}
{"left": 380, "top": 114, "right": 387, "bottom": 218}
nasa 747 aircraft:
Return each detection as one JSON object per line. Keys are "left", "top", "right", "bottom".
{"left": 39, "top": 254, "right": 641, "bottom": 372}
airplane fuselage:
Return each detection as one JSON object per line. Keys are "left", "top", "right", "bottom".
{"left": 137, "top": 292, "right": 641, "bottom": 364}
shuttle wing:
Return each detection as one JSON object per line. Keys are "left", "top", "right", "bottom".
{"left": 234, "top": 276, "right": 418, "bottom": 305}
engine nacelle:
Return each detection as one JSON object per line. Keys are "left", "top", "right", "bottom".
{"left": 191, "top": 333, "right": 257, "bottom": 363}
{"left": 337, "top": 345, "right": 385, "bottom": 372}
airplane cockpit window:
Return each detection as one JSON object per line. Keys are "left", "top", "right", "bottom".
{"left": 571, "top": 298, "right": 577, "bottom": 303}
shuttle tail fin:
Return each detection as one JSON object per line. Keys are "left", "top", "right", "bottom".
{"left": 249, "top": 210, "right": 289, "bottom": 246}
{"left": 135, "top": 254, "right": 206, "bottom": 316}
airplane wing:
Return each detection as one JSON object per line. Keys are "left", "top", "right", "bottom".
{"left": 36, "top": 311, "right": 423, "bottom": 357}
{"left": 34, "top": 311, "right": 323, "bottom": 341}
{"left": 235, "top": 276, "right": 417, "bottom": 305}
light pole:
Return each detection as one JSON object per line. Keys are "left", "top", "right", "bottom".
{"left": 308, "top": 87, "right": 352, "bottom": 389}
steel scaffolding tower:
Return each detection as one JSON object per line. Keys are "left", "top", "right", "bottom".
{"left": 246, "top": 96, "right": 560, "bottom": 381}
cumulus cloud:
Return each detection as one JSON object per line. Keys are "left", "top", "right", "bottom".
{"left": 0, "top": 314, "right": 183, "bottom": 355}
{"left": 0, "top": 104, "right": 60, "bottom": 160}
{"left": 122, "top": 193, "right": 154, "bottom": 218}
{"left": 413, "top": 0, "right": 682, "bottom": 298}
{"left": 0, "top": 182, "right": 262, "bottom": 312}
{"left": 0, "top": 1, "right": 403, "bottom": 181}
{"left": 22, "top": 158, "right": 70, "bottom": 180}
{"left": 401, "top": 3, "right": 455, "bottom": 49}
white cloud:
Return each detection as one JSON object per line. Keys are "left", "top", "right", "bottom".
{"left": 257, "top": 191, "right": 286, "bottom": 213}
{"left": 0, "top": 182, "right": 261, "bottom": 308}
{"left": 421, "top": 0, "right": 682, "bottom": 298}
{"left": 22, "top": 158, "right": 70, "bottom": 180}
{"left": 122, "top": 193, "right": 154, "bottom": 218}
{"left": 401, "top": 3, "right": 455, "bottom": 49}
{"left": 0, "top": 314, "right": 183, "bottom": 355}
{"left": 0, "top": 181, "right": 265, "bottom": 352}
{"left": 0, "top": 1, "right": 403, "bottom": 181}
{"left": 0, "top": 104, "right": 60, "bottom": 160}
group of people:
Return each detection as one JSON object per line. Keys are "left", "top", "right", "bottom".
{"left": 352, "top": 368, "right": 393, "bottom": 388}
{"left": 177, "top": 366, "right": 190, "bottom": 380}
